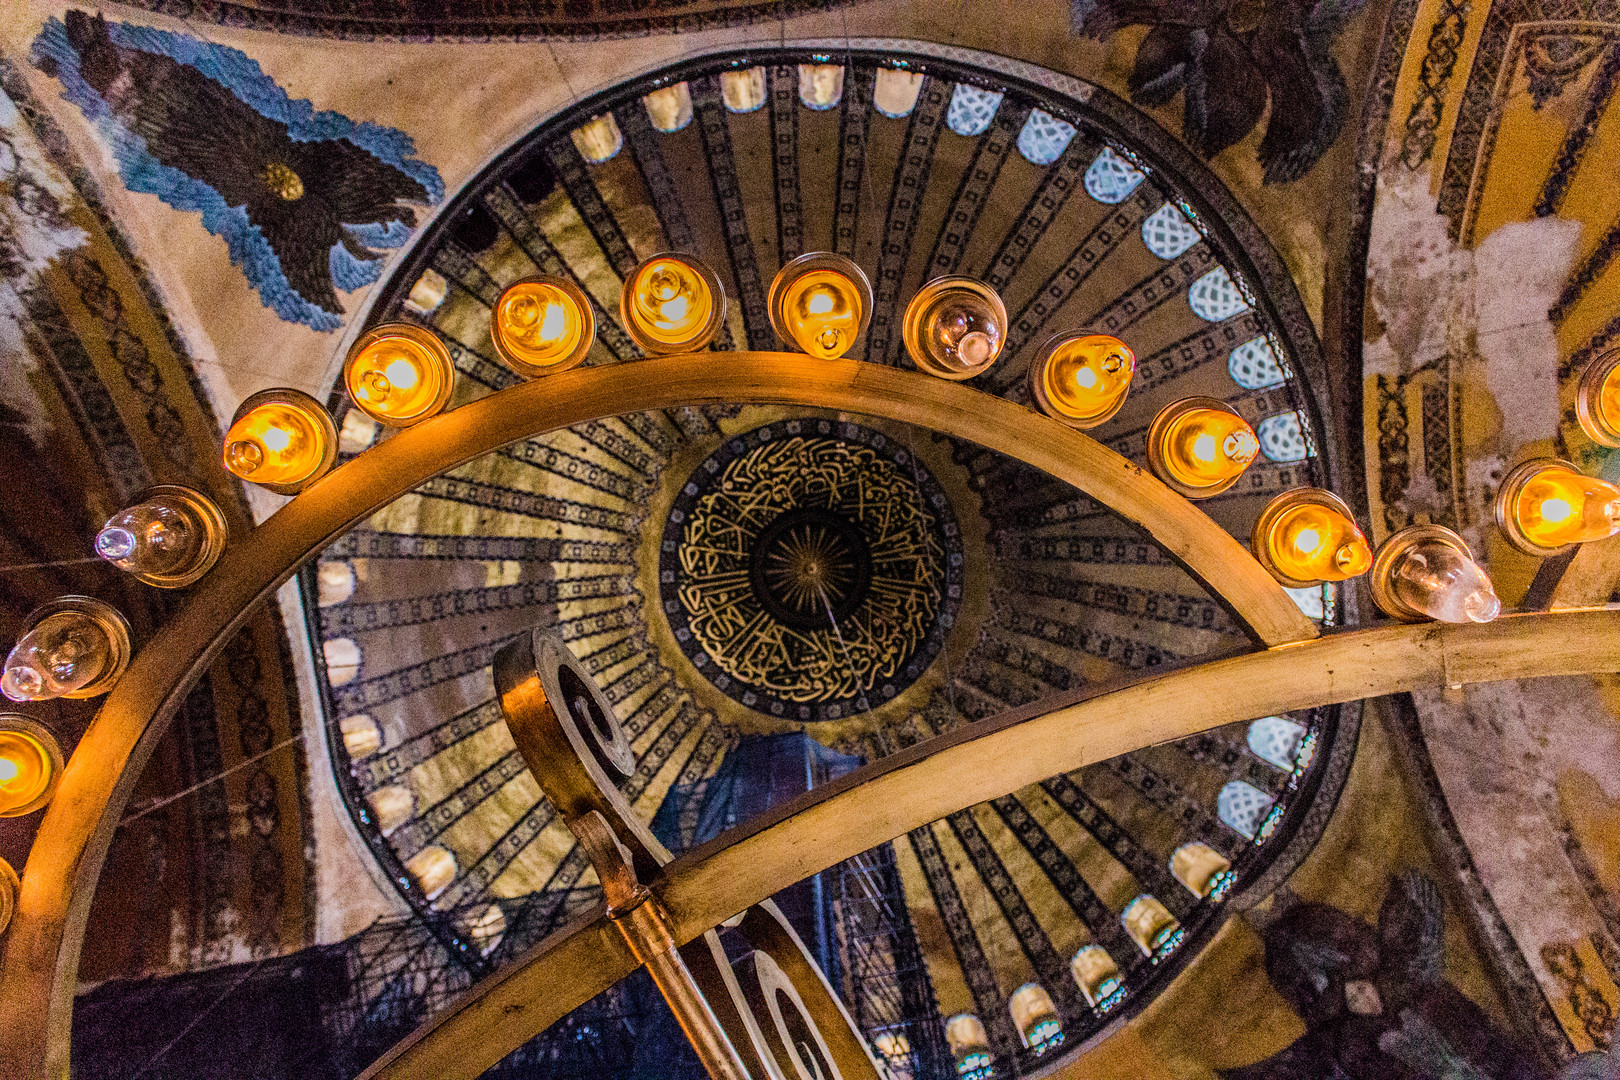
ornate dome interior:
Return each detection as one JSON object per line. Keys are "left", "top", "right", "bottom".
{"left": 0, "top": 3, "right": 1617, "bottom": 1080}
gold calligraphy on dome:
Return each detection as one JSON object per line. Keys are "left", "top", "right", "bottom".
{"left": 677, "top": 437, "right": 945, "bottom": 704}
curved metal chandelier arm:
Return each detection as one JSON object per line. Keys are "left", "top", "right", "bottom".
{"left": 0, "top": 354, "right": 1314, "bottom": 1080}
{"left": 363, "top": 608, "right": 1620, "bottom": 1080}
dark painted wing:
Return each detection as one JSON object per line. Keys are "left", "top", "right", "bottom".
{"left": 1255, "top": 0, "right": 1358, "bottom": 182}
{"left": 1130, "top": 24, "right": 1197, "bottom": 106}
{"left": 65, "top": 10, "right": 426, "bottom": 314}
{"left": 1074, "top": 0, "right": 1229, "bottom": 38}
{"left": 1378, "top": 870, "right": 1446, "bottom": 987}
{"left": 1185, "top": 28, "right": 1269, "bottom": 158}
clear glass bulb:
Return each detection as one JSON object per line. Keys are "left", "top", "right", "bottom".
{"left": 908, "top": 283, "right": 1006, "bottom": 376}
{"left": 95, "top": 497, "right": 203, "bottom": 578}
{"left": 2, "top": 612, "right": 113, "bottom": 702}
{"left": 1391, "top": 540, "right": 1501, "bottom": 623}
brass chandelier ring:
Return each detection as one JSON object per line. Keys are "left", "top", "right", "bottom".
{"left": 1, "top": 353, "right": 1611, "bottom": 1080}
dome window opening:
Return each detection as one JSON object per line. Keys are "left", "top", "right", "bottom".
{"left": 947, "top": 83, "right": 1004, "bottom": 137}
{"left": 1017, "top": 109, "right": 1077, "bottom": 166}
{"left": 1123, "top": 895, "right": 1183, "bottom": 961}
{"left": 1228, "top": 334, "right": 1287, "bottom": 389}
{"left": 721, "top": 67, "right": 767, "bottom": 113}
{"left": 1084, "top": 146, "right": 1146, "bottom": 203}
{"left": 945, "top": 1013, "right": 994, "bottom": 1079}
{"left": 1247, "top": 716, "right": 1307, "bottom": 771}
{"left": 874, "top": 67, "right": 925, "bottom": 118}
{"left": 798, "top": 64, "right": 844, "bottom": 110}
{"left": 570, "top": 113, "right": 623, "bottom": 163}
{"left": 1188, "top": 265, "right": 1252, "bottom": 322}
{"left": 1171, "top": 841, "right": 1234, "bottom": 900}
{"left": 1142, "top": 202, "right": 1202, "bottom": 259}
{"left": 644, "top": 81, "right": 694, "bottom": 132}
{"left": 1071, "top": 945, "right": 1125, "bottom": 1012}
{"left": 1218, "top": 780, "right": 1276, "bottom": 841}
{"left": 1010, "top": 983, "right": 1064, "bottom": 1055}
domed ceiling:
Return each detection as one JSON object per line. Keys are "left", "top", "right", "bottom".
{"left": 300, "top": 46, "right": 1350, "bottom": 1070}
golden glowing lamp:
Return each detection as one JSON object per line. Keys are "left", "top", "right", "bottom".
{"left": 1495, "top": 457, "right": 1620, "bottom": 555}
{"left": 1146, "top": 397, "right": 1260, "bottom": 498}
{"left": 619, "top": 254, "right": 726, "bottom": 354}
{"left": 1030, "top": 331, "right": 1136, "bottom": 427}
{"left": 223, "top": 389, "right": 337, "bottom": 494}
{"left": 1252, "top": 488, "right": 1373, "bottom": 588}
{"left": 343, "top": 323, "right": 455, "bottom": 427}
{"left": 490, "top": 276, "right": 595, "bottom": 377}
{"left": 768, "top": 252, "right": 872, "bottom": 361}
{"left": 1576, "top": 347, "right": 1620, "bottom": 448}
{"left": 2, "top": 597, "right": 131, "bottom": 703}
{"left": 901, "top": 277, "right": 1008, "bottom": 379}
{"left": 95, "top": 485, "right": 227, "bottom": 588}
{"left": 0, "top": 855, "right": 18, "bottom": 935}
{"left": 0, "top": 716, "right": 63, "bottom": 817}
{"left": 1371, "top": 524, "right": 1500, "bottom": 624}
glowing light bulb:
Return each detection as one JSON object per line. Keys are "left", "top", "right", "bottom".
{"left": 1253, "top": 488, "right": 1372, "bottom": 587}
{"left": 0, "top": 718, "right": 61, "bottom": 817}
{"left": 2, "top": 599, "right": 130, "bottom": 702}
{"left": 344, "top": 324, "right": 454, "bottom": 426}
{"left": 1577, "top": 347, "right": 1620, "bottom": 448}
{"left": 1148, "top": 398, "right": 1259, "bottom": 497}
{"left": 95, "top": 486, "right": 226, "bottom": 588}
{"left": 491, "top": 277, "right": 594, "bottom": 377}
{"left": 222, "top": 389, "right": 335, "bottom": 493}
{"left": 902, "top": 277, "right": 1008, "bottom": 379}
{"left": 620, "top": 255, "right": 724, "bottom": 354}
{"left": 769, "top": 252, "right": 871, "bottom": 361}
{"left": 1030, "top": 332, "right": 1136, "bottom": 427}
{"left": 1496, "top": 458, "right": 1620, "bottom": 554}
{"left": 1372, "top": 525, "right": 1500, "bottom": 624}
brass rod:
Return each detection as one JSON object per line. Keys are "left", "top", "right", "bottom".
{"left": 616, "top": 901, "right": 753, "bottom": 1080}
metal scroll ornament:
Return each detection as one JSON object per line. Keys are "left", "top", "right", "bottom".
{"left": 493, "top": 629, "right": 881, "bottom": 1080}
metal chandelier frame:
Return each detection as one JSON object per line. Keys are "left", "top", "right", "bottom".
{"left": 2, "top": 354, "right": 1617, "bottom": 1080}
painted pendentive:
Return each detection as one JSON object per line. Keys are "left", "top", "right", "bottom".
{"left": 31, "top": 11, "right": 442, "bottom": 331}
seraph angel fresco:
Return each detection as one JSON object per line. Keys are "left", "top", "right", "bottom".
{"left": 31, "top": 11, "right": 443, "bottom": 332}
{"left": 1073, "top": 0, "right": 1366, "bottom": 183}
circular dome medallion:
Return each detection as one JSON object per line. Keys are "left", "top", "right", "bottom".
{"left": 660, "top": 420, "right": 963, "bottom": 721}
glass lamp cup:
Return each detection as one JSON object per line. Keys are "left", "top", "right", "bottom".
{"left": 1, "top": 597, "right": 131, "bottom": 703}
{"left": 343, "top": 323, "right": 455, "bottom": 427}
{"left": 1146, "top": 397, "right": 1260, "bottom": 498}
{"left": 768, "top": 252, "right": 872, "bottom": 360}
{"left": 1252, "top": 488, "right": 1373, "bottom": 588}
{"left": 94, "top": 485, "right": 227, "bottom": 588}
{"left": 1029, "top": 332, "right": 1136, "bottom": 428}
{"left": 1371, "top": 524, "right": 1500, "bottom": 624}
{"left": 0, "top": 715, "right": 63, "bottom": 817}
{"left": 222, "top": 389, "right": 337, "bottom": 495}
{"left": 1576, "top": 347, "right": 1620, "bottom": 448}
{"left": 619, "top": 254, "right": 726, "bottom": 355}
{"left": 901, "top": 277, "right": 1008, "bottom": 379}
{"left": 490, "top": 276, "right": 595, "bottom": 377}
{"left": 1495, "top": 457, "right": 1620, "bottom": 555}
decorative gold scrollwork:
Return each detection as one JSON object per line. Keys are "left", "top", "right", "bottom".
{"left": 493, "top": 629, "right": 882, "bottom": 1080}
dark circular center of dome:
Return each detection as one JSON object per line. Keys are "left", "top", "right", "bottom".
{"left": 750, "top": 507, "right": 873, "bottom": 630}
{"left": 659, "top": 418, "right": 963, "bottom": 722}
